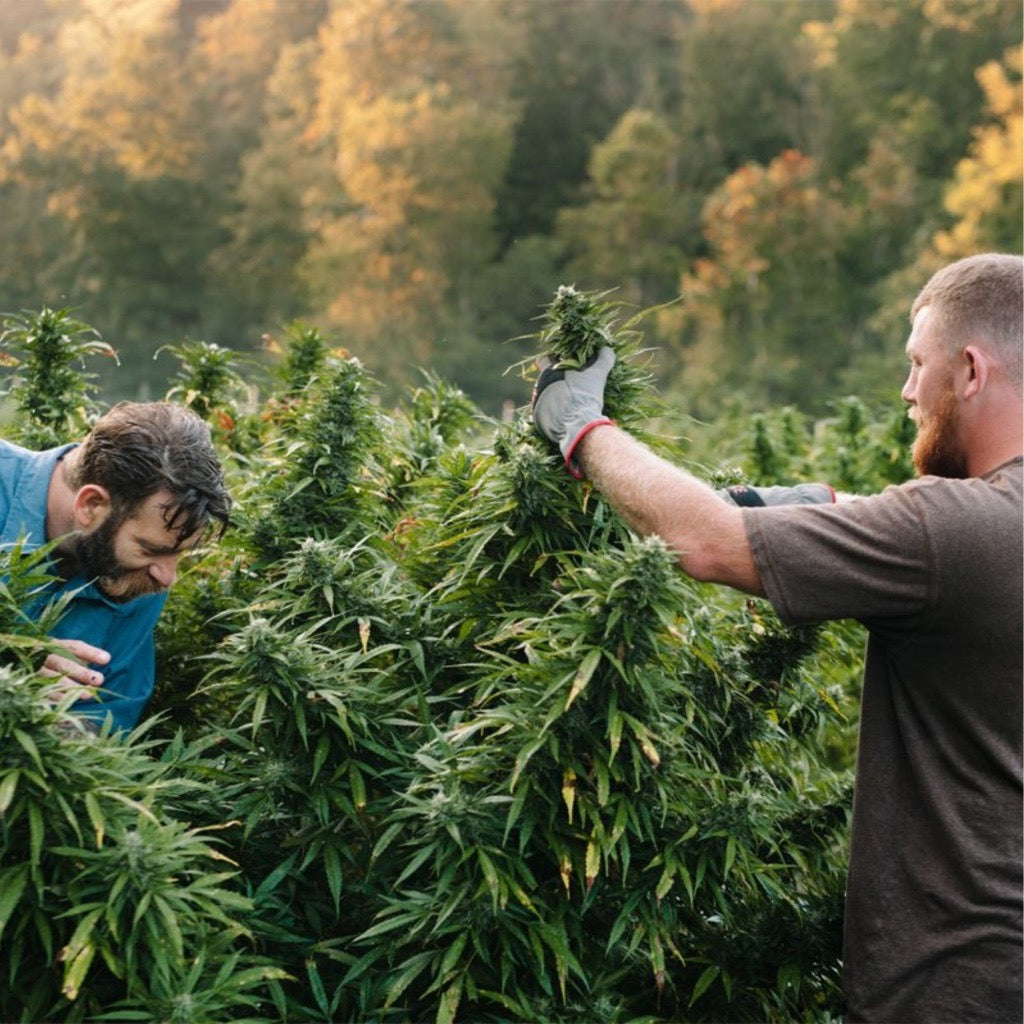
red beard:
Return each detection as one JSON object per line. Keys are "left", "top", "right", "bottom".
{"left": 911, "top": 387, "right": 968, "bottom": 479}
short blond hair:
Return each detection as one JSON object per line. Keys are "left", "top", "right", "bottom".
{"left": 911, "top": 253, "right": 1023, "bottom": 386}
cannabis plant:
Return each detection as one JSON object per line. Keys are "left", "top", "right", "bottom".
{"left": 333, "top": 286, "right": 851, "bottom": 1022}
{"left": 0, "top": 547, "right": 282, "bottom": 1023}
{"left": 0, "top": 307, "right": 116, "bottom": 447}
{"left": 2, "top": 300, "right": 869, "bottom": 1022}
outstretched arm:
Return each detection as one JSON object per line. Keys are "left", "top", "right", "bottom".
{"left": 530, "top": 346, "right": 842, "bottom": 595}
{"left": 575, "top": 423, "right": 765, "bottom": 595}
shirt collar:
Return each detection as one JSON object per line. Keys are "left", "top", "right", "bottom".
{"left": 4, "top": 442, "right": 77, "bottom": 547}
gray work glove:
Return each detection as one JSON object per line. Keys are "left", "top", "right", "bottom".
{"left": 719, "top": 483, "right": 836, "bottom": 507}
{"left": 532, "top": 347, "right": 616, "bottom": 478}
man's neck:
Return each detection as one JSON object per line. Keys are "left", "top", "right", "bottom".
{"left": 961, "top": 384, "right": 1022, "bottom": 477}
{"left": 968, "top": 440, "right": 1023, "bottom": 478}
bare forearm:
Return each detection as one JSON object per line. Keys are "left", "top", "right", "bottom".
{"left": 576, "top": 424, "right": 765, "bottom": 595}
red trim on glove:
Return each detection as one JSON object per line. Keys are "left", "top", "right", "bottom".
{"left": 565, "top": 418, "right": 615, "bottom": 479}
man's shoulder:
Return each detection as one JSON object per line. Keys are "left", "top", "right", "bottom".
{"left": 874, "top": 463, "right": 1023, "bottom": 571}
{"left": 753, "top": 465, "right": 1020, "bottom": 552}
{"left": 0, "top": 437, "right": 29, "bottom": 475}
{"left": 0, "top": 439, "right": 32, "bottom": 527}
{"left": 0, "top": 440, "right": 76, "bottom": 543}
{"left": 0, "top": 437, "right": 74, "bottom": 484}
{"left": 894, "top": 458, "right": 1022, "bottom": 510}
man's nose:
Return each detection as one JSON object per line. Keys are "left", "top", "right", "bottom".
{"left": 148, "top": 556, "right": 178, "bottom": 588}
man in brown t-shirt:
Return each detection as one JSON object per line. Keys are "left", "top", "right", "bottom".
{"left": 531, "top": 253, "right": 1023, "bottom": 1022}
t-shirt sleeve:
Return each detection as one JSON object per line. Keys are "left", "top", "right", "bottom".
{"left": 743, "top": 485, "right": 935, "bottom": 627}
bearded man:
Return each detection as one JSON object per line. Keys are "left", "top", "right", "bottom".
{"left": 529, "top": 253, "right": 1023, "bottom": 1022}
{"left": 0, "top": 401, "right": 230, "bottom": 732}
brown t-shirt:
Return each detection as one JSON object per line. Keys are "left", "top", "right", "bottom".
{"left": 745, "top": 457, "right": 1023, "bottom": 1023}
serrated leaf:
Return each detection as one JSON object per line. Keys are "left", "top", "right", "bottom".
{"left": 349, "top": 762, "right": 367, "bottom": 812}
{"left": 585, "top": 838, "right": 600, "bottom": 892}
{"left": 83, "top": 791, "right": 105, "bottom": 847}
{"left": 561, "top": 768, "right": 576, "bottom": 822}
{"left": 436, "top": 977, "right": 463, "bottom": 1024}
{"left": 689, "top": 964, "right": 720, "bottom": 1007}
{"left": 383, "top": 950, "right": 435, "bottom": 1008}
{"left": 61, "top": 940, "right": 97, "bottom": 1000}
{"left": 565, "top": 648, "right": 600, "bottom": 710}
{"left": 324, "top": 842, "right": 343, "bottom": 912}
{"left": 656, "top": 868, "right": 674, "bottom": 901}
{"left": 13, "top": 729, "right": 42, "bottom": 772}
{"left": 0, "top": 864, "right": 28, "bottom": 941}
{"left": 0, "top": 772, "right": 18, "bottom": 815}
{"left": 307, "top": 958, "right": 330, "bottom": 1016}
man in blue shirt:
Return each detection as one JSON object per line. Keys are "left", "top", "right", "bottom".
{"left": 1, "top": 401, "right": 230, "bottom": 732}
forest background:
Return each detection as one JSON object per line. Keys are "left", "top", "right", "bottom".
{"left": 0, "top": 0, "right": 1020, "bottom": 422}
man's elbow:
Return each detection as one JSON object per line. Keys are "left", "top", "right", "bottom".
{"left": 671, "top": 537, "right": 766, "bottom": 597}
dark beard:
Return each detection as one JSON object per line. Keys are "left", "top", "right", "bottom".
{"left": 912, "top": 388, "right": 969, "bottom": 479}
{"left": 74, "top": 517, "right": 165, "bottom": 604}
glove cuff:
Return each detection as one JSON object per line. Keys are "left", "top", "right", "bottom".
{"left": 564, "top": 418, "right": 615, "bottom": 479}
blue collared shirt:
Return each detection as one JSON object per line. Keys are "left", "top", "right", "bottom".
{"left": 0, "top": 438, "right": 166, "bottom": 732}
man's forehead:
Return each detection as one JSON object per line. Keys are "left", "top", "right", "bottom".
{"left": 127, "top": 491, "right": 205, "bottom": 547}
{"left": 907, "top": 305, "right": 932, "bottom": 351}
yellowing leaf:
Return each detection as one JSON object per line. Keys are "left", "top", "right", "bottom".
{"left": 585, "top": 838, "right": 600, "bottom": 892}
{"left": 565, "top": 648, "right": 601, "bottom": 710}
{"left": 559, "top": 854, "right": 572, "bottom": 895}
{"left": 561, "top": 768, "right": 576, "bottom": 823}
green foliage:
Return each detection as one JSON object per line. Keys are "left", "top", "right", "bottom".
{"left": 533, "top": 285, "right": 662, "bottom": 436}
{"left": 273, "top": 322, "right": 332, "bottom": 399}
{"left": 0, "top": 551, "right": 282, "bottom": 1022}
{"left": 159, "top": 340, "right": 250, "bottom": 420}
{"left": 741, "top": 397, "right": 915, "bottom": 495}
{"left": 0, "top": 308, "right": 116, "bottom": 447}
{"left": 2, "top": 296, "right": 926, "bottom": 1020}
{"left": 0, "top": 540, "right": 79, "bottom": 689}
{"left": 241, "top": 356, "right": 388, "bottom": 562}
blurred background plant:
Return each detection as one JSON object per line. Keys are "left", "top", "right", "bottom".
{"left": 0, "top": 308, "right": 116, "bottom": 448}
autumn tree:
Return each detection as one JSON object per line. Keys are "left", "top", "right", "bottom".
{"left": 556, "top": 109, "right": 694, "bottom": 309}
{"left": 675, "top": 0, "right": 828, "bottom": 179}
{"left": 0, "top": 1, "right": 75, "bottom": 313}
{"left": 494, "top": 0, "right": 684, "bottom": 248}
{"left": 933, "top": 43, "right": 1023, "bottom": 259}
{"left": 669, "top": 150, "right": 854, "bottom": 412}
{"left": 0, "top": 0, "right": 322, "bottom": 395}
{"left": 0, "top": 0, "right": 1017, "bottom": 415}
{"left": 297, "top": 0, "right": 520, "bottom": 374}
{"left": 201, "top": 2, "right": 330, "bottom": 336}
{"left": 1, "top": 0, "right": 202, "bottom": 354}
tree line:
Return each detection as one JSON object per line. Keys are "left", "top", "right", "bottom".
{"left": 0, "top": 0, "right": 1019, "bottom": 414}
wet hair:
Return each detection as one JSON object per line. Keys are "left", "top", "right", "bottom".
{"left": 68, "top": 402, "right": 231, "bottom": 543}
{"left": 911, "top": 253, "right": 1023, "bottom": 387}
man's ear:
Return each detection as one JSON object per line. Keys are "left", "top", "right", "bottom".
{"left": 72, "top": 484, "right": 113, "bottom": 529}
{"left": 961, "top": 345, "right": 989, "bottom": 399}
